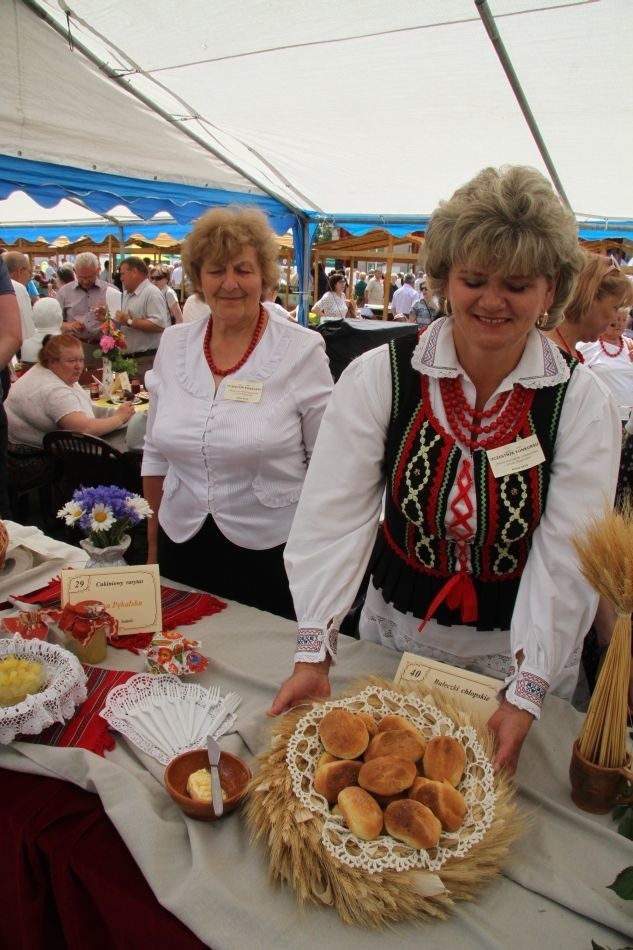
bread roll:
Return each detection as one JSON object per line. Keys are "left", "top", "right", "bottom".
{"left": 408, "top": 777, "right": 467, "bottom": 831}
{"left": 372, "top": 791, "right": 407, "bottom": 808}
{"left": 423, "top": 735, "right": 466, "bottom": 786}
{"left": 314, "top": 759, "right": 362, "bottom": 804}
{"left": 378, "top": 714, "right": 422, "bottom": 736}
{"left": 337, "top": 786, "right": 383, "bottom": 840}
{"left": 364, "top": 728, "right": 426, "bottom": 763}
{"left": 358, "top": 755, "right": 417, "bottom": 797}
{"left": 317, "top": 751, "right": 338, "bottom": 768}
{"left": 318, "top": 708, "right": 369, "bottom": 759}
{"left": 384, "top": 799, "right": 442, "bottom": 850}
{"left": 356, "top": 711, "right": 379, "bottom": 737}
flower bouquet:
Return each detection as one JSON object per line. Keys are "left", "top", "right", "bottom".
{"left": 94, "top": 310, "right": 138, "bottom": 379}
{"left": 58, "top": 485, "right": 152, "bottom": 567}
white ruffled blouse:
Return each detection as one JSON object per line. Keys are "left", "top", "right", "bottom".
{"left": 142, "top": 311, "right": 333, "bottom": 549}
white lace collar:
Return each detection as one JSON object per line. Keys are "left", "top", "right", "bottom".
{"left": 411, "top": 315, "right": 570, "bottom": 389}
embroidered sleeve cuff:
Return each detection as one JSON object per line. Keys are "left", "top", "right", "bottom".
{"left": 294, "top": 625, "right": 338, "bottom": 665}
{"left": 502, "top": 664, "right": 549, "bottom": 720}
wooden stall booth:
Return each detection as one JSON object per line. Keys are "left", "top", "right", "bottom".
{"left": 312, "top": 230, "right": 425, "bottom": 318}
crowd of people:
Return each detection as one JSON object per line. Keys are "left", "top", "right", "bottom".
{"left": 1, "top": 167, "right": 632, "bottom": 776}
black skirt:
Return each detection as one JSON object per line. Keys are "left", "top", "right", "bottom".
{"left": 158, "top": 515, "right": 296, "bottom": 621}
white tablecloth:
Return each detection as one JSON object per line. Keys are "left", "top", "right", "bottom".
{"left": 2, "top": 584, "right": 633, "bottom": 949}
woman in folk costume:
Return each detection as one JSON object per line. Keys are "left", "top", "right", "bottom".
{"left": 270, "top": 165, "right": 621, "bottom": 775}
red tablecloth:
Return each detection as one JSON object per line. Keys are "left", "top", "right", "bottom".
{"left": 0, "top": 768, "right": 209, "bottom": 950}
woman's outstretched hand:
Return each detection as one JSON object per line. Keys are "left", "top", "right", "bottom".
{"left": 267, "top": 660, "right": 331, "bottom": 717}
{"left": 487, "top": 698, "right": 535, "bottom": 776}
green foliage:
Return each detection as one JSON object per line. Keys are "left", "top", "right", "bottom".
{"left": 314, "top": 221, "right": 333, "bottom": 244}
{"left": 607, "top": 867, "right": 633, "bottom": 901}
{"left": 613, "top": 804, "right": 633, "bottom": 840}
{"left": 109, "top": 350, "right": 138, "bottom": 379}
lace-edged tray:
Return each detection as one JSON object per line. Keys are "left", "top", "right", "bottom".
{"left": 100, "top": 673, "right": 238, "bottom": 765}
{"left": 0, "top": 636, "right": 87, "bottom": 744}
{"left": 286, "top": 685, "right": 496, "bottom": 875}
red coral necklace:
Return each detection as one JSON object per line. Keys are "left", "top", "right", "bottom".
{"left": 439, "top": 377, "right": 532, "bottom": 450}
{"left": 203, "top": 306, "right": 265, "bottom": 377}
{"left": 598, "top": 336, "right": 624, "bottom": 358}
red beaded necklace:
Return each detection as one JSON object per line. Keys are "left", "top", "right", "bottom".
{"left": 203, "top": 306, "right": 265, "bottom": 377}
{"left": 555, "top": 328, "right": 585, "bottom": 363}
{"left": 439, "top": 376, "right": 532, "bottom": 450}
{"left": 598, "top": 335, "right": 624, "bottom": 358}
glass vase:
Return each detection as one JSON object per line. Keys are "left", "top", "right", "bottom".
{"left": 101, "top": 357, "right": 115, "bottom": 399}
{"left": 79, "top": 534, "right": 131, "bottom": 569}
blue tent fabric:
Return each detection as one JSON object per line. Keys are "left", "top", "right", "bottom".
{"left": 0, "top": 220, "right": 193, "bottom": 244}
{"left": 0, "top": 154, "right": 297, "bottom": 234}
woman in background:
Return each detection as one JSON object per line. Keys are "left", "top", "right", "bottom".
{"left": 543, "top": 252, "right": 632, "bottom": 360}
{"left": 6, "top": 334, "right": 134, "bottom": 447}
{"left": 577, "top": 305, "right": 633, "bottom": 421}
{"left": 150, "top": 265, "right": 183, "bottom": 324}
{"left": 313, "top": 273, "right": 351, "bottom": 321}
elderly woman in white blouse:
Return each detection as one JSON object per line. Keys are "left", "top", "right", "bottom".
{"left": 142, "top": 207, "right": 333, "bottom": 619}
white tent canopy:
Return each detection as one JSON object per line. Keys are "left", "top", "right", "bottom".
{"left": 2, "top": 0, "right": 633, "bottom": 231}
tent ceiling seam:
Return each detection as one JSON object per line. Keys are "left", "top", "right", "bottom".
{"left": 20, "top": 0, "right": 315, "bottom": 219}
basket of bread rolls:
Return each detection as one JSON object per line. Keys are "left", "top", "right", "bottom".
{"left": 246, "top": 675, "right": 521, "bottom": 928}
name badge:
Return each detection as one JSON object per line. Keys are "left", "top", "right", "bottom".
{"left": 486, "top": 434, "right": 545, "bottom": 478}
{"left": 223, "top": 380, "right": 263, "bottom": 403}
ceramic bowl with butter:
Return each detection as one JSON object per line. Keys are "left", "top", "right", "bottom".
{"left": 164, "top": 748, "right": 251, "bottom": 821}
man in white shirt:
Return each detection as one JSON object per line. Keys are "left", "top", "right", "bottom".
{"left": 391, "top": 273, "right": 418, "bottom": 319}
{"left": 3, "top": 252, "right": 36, "bottom": 344}
{"left": 115, "top": 256, "right": 170, "bottom": 382}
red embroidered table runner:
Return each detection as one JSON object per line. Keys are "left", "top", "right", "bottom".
{"left": 23, "top": 666, "right": 135, "bottom": 755}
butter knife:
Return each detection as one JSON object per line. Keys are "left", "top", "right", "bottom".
{"left": 207, "top": 736, "right": 224, "bottom": 817}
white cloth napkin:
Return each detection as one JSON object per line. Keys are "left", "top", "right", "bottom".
{"left": 0, "top": 521, "right": 88, "bottom": 600}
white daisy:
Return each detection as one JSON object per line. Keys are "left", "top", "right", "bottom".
{"left": 57, "top": 501, "right": 84, "bottom": 526}
{"left": 126, "top": 495, "right": 153, "bottom": 519}
{"left": 89, "top": 504, "right": 115, "bottom": 533}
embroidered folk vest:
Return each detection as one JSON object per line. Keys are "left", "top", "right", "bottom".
{"left": 370, "top": 335, "right": 575, "bottom": 630}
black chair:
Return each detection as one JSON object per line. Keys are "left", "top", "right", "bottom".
{"left": 43, "top": 431, "right": 147, "bottom": 558}
{"left": 42, "top": 431, "right": 139, "bottom": 501}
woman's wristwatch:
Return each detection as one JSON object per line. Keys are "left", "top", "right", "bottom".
{"left": 127, "top": 317, "right": 134, "bottom": 327}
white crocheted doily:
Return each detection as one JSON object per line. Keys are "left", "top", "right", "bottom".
{"left": 0, "top": 636, "right": 87, "bottom": 744}
{"left": 100, "top": 673, "right": 239, "bottom": 765}
{"left": 286, "top": 685, "right": 496, "bottom": 874}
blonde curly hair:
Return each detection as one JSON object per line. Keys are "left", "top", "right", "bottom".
{"left": 421, "top": 165, "right": 584, "bottom": 329}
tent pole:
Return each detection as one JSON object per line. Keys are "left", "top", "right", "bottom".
{"left": 300, "top": 223, "right": 311, "bottom": 327}
{"left": 474, "top": 0, "right": 571, "bottom": 209}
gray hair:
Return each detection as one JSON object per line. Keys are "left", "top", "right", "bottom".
{"left": 3, "top": 251, "right": 29, "bottom": 275}
{"left": 74, "top": 252, "right": 100, "bottom": 271}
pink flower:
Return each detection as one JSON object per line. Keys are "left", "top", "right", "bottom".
{"left": 100, "top": 335, "right": 116, "bottom": 353}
